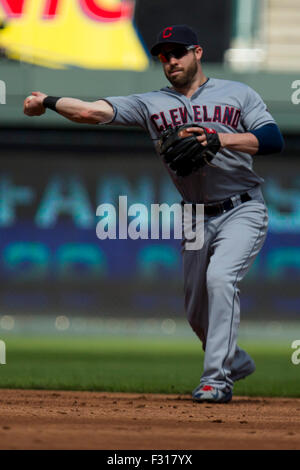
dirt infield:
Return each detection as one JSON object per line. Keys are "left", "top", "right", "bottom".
{"left": 0, "top": 389, "right": 299, "bottom": 450}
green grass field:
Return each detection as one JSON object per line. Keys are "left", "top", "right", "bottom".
{"left": 0, "top": 335, "right": 299, "bottom": 397}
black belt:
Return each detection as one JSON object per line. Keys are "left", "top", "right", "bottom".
{"left": 184, "top": 192, "right": 252, "bottom": 217}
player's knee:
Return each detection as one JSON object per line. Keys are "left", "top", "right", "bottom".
{"left": 206, "top": 270, "right": 233, "bottom": 290}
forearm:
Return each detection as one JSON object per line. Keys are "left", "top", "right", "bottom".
{"left": 218, "top": 124, "right": 284, "bottom": 156}
{"left": 218, "top": 132, "right": 259, "bottom": 155}
{"left": 23, "top": 91, "right": 114, "bottom": 124}
{"left": 54, "top": 98, "right": 114, "bottom": 124}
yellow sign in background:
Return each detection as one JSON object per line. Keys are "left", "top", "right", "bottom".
{"left": 0, "top": 0, "right": 149, "bottom": 70}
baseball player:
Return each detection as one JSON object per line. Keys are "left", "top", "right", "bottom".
{"left": 24, "top": 24, "right": 284, "bottom": 403}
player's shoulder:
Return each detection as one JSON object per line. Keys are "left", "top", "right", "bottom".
{"left": 210, "top": 78, "right": 263, "bottom": 108}
{"left": 133, "top": 89, "right": 172, "bottom": 98}
{"left": 210, "top": 78, "right": 255, "bottom": 94}
{"left": 129, "top": 89, "right": 175, "bottom": 109}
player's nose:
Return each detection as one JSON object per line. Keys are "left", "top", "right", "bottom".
{"left": 168, "top": 55, "right": 178, "bottom": 64}
{"left": 167, "top": 55, "right": 179, "bottom": 67}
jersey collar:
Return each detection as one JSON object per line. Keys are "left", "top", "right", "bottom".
{"left": 160, "top": 77, "right": 211, "bottom": 99}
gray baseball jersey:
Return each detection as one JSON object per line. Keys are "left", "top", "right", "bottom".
{"left": 103, "top": 78, "right": 276, "bottom": 203}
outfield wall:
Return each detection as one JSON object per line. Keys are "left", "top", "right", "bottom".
{"left": 0, "top": 137, "right": 299, "bottom": 320}
{"left": 0, "top": 62, "right": 299, "bottom": 132}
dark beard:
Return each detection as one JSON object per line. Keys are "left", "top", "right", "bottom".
{"left": 165, "top": 57, "right": 198, "bottom": 89}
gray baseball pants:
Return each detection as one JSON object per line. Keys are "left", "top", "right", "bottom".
{"left": 182, "top": 195, "right": 268, "bottom": 392}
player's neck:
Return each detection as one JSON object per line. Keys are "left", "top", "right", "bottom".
{"left": 173, "top": 73, "right": 208, "bottom": 98}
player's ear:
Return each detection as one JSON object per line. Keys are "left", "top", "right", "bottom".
{"left": 195, "top": 46, "right": 203, "bottom": 61}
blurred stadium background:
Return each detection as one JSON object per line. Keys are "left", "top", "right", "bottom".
{"left": 0, "top": 0, "right": 299, "bottom": 376}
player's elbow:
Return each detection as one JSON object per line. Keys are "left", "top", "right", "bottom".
{"left": 79, "top": 106, "right": 113, "bottom": 124}
{"left": 265, "top": 125, "right": 285, "bottom": 154}
{"left": 249, "top": 124, "right": 285, "bottom": 155}
{"left": 274, "top": 134, "right": 285, "bottom": 154}
{"left": 77, "top": 109, "right": 100, "bottom": 124}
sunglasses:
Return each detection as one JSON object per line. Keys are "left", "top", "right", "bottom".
{"left": 158, "top": 45, "right": 197, "bottom": 63}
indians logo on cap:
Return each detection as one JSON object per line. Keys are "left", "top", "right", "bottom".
{"left": 162, "top": 27, "right": 173, "bottom": 38}
{"left": 0, "top": 0, "right": 148, "bottom": 70}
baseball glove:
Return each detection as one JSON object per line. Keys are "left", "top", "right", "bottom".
{"left": 158, "top": 124, "right": 221, "bottom": 177}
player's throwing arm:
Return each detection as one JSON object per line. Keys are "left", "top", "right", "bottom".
{"left": 24, "top": 91, "right": 114, "bottom": 124}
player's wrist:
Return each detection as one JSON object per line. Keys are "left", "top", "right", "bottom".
{"left": 43, "top": 96, "right": 61, "bottom": 112}
{"left": 218, "top": 133, "right": 229, "bottom": 148}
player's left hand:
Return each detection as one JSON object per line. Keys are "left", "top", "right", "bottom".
{"left": 23, "top": 91, "right": 48, "bottom": 116}
{"left": 182, "top": 126, "right": 215, "bottom": 146}
{"left": 159, "top": 124, "right": 221, "bottom": 177}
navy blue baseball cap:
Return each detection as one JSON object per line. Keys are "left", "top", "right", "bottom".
{"left": 150, "top": 24, "right": 199, "bottom": 56}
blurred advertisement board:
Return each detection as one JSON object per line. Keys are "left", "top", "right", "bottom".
{"left": 0, "top": 150, "right": 299, "bottom": 318}
{"left": 0, "top": 0, "right": 148, "bottom": 70}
